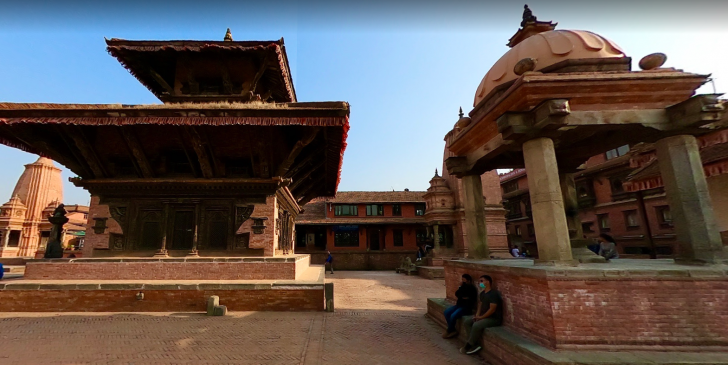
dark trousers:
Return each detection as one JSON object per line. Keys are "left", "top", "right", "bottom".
{"left": 443, "top": 305, "right": 471, "bottom": 332}
{"left": 325, "top": 262, "right": 333, "bottom": 273}
{"left": 463, "top": 316, "right": 501, "bottom": 346}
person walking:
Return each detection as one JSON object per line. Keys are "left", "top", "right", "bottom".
{"left": 325, "top": 251, "right": 334, "bottom": 274}
{"left": 460, "top": 275, "right": 503, "bottom": 355}
{"left": 597, "top": 233, "right": 619, "bottom": 260}
{"left": 442, "top": 274, "right": 477, "bottom": 339}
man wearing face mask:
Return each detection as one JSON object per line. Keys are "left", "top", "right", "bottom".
{"left": 460, "top": 275, "right": 503, "bottom": 355}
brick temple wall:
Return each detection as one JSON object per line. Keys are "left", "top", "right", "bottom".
{"left": 25, "top": 260, "right": 298, "bottom": 281}
{"left": 0, "top": 288, "right": 324, "bottom": 312}
{"left": 302, "top": 250, "right": 418, "bottom": 270}
{"left": 83, "top": 195, "right": 120, "bottom": 256}
{"left": 444, "top": 260, "right": 728, "bottom": 350}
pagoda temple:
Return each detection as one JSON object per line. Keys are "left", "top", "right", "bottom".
{"left": 0, "top": 32, "right": 349, "bottom": 259}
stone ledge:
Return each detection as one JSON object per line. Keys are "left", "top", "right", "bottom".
{"left": 0, "top": 281, "right": 324, "bottom": 291}
{"left": 444, "top": 259, "right": 728, "bottom": 280}
{"left": 26, "top": 254, "right": 309, "bottom": 264}
{"left": 427, "top": 298, "right": 728, "bottom": 365}
{"left": 417, "top": 266, "right": 445, "bottom": 280}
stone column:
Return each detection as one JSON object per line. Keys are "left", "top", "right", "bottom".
{"left": 3, "top": 229, "right": 9, "bottom": 248}
{"left": 522, "top": 138, "right": 576, "bottom": 265}
{"left": 433, "top": 224, "right": 441, "bottom": 254}
{"left": 155, "top": 203, "right": 170, "bottom": 257}
{"left": 560, "top": 173, "right": 605, "bottom": 263}
{"left": 461, "top": 174, "right": 489, "bottom": 259}
{"left": 656, "top": 135, "right": 725, "bottom": 264}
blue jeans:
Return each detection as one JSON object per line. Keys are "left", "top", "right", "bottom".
{"left": 443, "top": 305, "right": 471, "bottom": 332}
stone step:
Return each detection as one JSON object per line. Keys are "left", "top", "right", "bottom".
{"left": 2, "top": 266, "right": 25, "bottom": 274}
{"left": 417, "top": 266, "right": 444, "bottom": 280}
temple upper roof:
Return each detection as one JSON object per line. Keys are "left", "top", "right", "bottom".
{"left": 106, "top": 34, "right": 296, "bottom": 104}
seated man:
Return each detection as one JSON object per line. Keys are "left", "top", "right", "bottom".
{"left": 442, "top": 274, "right": 477, "bottom": 338}
{"left": 460, "top": 274, "right": 503, "bottom": 355}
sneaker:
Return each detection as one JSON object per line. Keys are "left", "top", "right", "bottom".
{"left": 330, "top": 272, "right": 334, "bottom": 274}
{"left": 466, "top": 345, "right": 482, "bottom": 355}
{"left": 459, "top": 344, "right": 471, "bottom": 354}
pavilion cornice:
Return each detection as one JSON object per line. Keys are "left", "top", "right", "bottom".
{"left": 449, "top": 70, "right": 709, "bottom": 157}
{"left": 446, "top": 94, "right": 726, "bottom": 176}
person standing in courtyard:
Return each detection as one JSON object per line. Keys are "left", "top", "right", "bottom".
{"left": 325, "top": 251, "right": 334, "bottom": 274}
{"left": 597, "top": 233, "right": 619, "bottom": 260}
{"left": 442, "top": 274, "right": 477, "bottom": 339}
{"left": 460, "top": 275, "right": 503, "bottom": 355}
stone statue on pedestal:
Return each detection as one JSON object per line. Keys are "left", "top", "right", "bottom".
{"left": 44, "top": 204, "right": 68, "bottom": 259}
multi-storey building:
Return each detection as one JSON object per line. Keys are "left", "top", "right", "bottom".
{"left": 500, "top": 129, "right": 728, "bottom": 258}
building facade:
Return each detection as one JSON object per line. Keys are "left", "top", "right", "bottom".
{"left": 0, "top": 157, "right": 88, "bottom": 257}
{"left": 501, "top": 129, "right": 728, "bottom": 258}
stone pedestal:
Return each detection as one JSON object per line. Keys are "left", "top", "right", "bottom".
{"left": 461, "top": 174, "right": 489, "bottom": 259}
{"left": 522, "top": 138, "right": 576, "bottom": 266}
{"left": 656, "top": 135, "right": 726, "bottom": 264}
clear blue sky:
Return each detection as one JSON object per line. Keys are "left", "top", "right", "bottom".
{"left": 0, "top": 0, "right": 726, "bottom": 205}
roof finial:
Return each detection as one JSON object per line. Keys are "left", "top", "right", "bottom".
{"left": 521, "top": 4, "right": 537, "bottom": 27}
{"left": 224, "top": 28, "right": 233, "bottom": 42}
{"left": 458, "top": 107, "right": 464, "bottom": 118}
{"left": 434, "top": 168, "right": 439, "bottom": 177}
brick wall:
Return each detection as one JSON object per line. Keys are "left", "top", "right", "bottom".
{"left": 25, "top": 260, "right": 297, "bottom": 280}
{"left": 444, "top": 260, "right": 728, "bottom": 350}
{"left": 302, "top": 251, "right": 418, "bottom": 270}
{"left": 246, "top": 195, "right": 277, "bottom": 256}
{"left": 0, "top": 288, "right": 324, "bottom": 312}
{"left": 83, "top": 195, "right": 121, "bottom": 256}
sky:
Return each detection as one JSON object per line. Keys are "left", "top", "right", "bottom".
{"left": 0, "top": 0, "right": 726, "bottom": 205}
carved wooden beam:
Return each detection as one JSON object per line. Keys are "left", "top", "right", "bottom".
{"left": 284, "top": 145, "right": 325, "bottom": 179}
{"left": 289, "top": 160, "right": 325, "bottom": 191}
{"left": 294, "top": 175, "right": 325, "bottom": 202}
{"left": 148, "top": 69, "right": 173, "bottom": 94}
{"left": 242, "top": 52, "right": 270, "bottom": 96}
{"left": 67, "top": 126, "right": 108, "bottom": 178}
{"left": 119, "top": 127, "right": 155, "bottom": 178}
{"left": 276, "top": 128, "right": 319, "bottom": 177}
{"left": 183, "top": 127, "right": 215, "bottom": 178}
{"left": 53, "top": 125, "right": 94, "bottom": 177}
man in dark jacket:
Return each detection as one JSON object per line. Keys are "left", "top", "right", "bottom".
{"left": 442, "top": 274, "right": 477, "bottom": 339}
{"left": 325, "top": 251, "right": 334, "bottom": 274}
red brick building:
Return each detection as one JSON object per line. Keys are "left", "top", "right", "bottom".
{"left": 501, "top": 129, "right": 728, "bottom": 258}
{"left": 295, "top": 191, "right": 428, "bottom": 252}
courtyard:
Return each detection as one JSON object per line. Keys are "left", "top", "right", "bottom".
{"left": 0, "top": 272, "right": 482, "bottom": 365}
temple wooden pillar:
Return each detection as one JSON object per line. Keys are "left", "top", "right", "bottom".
{"left": 188, "top": 203, "right": 201, "bottom": 257}
{"left": 155, "top": 202, "right": 170, "bottom": 257}
{"left": 433, "top": 224, "right": 441, "bottom": 254}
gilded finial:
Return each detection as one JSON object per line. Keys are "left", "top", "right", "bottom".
{"left": 224, "top": 28, "right": 233, "bottom": 42}
{"left": 458, "top": 107, "right": 464, "bottom": 118}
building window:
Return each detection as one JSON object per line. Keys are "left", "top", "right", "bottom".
{"left": 366, "top": 204, "right": 384, "bottom": 216}
{"left": 624, "top": 210, "right": 639, "bottom": 229}
{"left": 504, "top": 200, "right": 522, "bottom": 219}
{"left": 415, "top": 229, "right": 428, "bottom": 244}
{"left": 333, "top": 227, "right": 359, "bottom": 247}
{"left": 610, "top": 177, "right": 625, "bottom": 194}
{"left": 415, "top": 204, "right": 426, "bottom": 216}
{"left": 515, "top": 226, "right": 522, "bottom": 236}
{"left": 393, "top": 230, "right": 404, "bottom": 246}
{"left": 656, "top": 206, "right": 673, "bottom": 227}
{"left": 527, "top": 224, "right": 535, "bottom": 237}
{"left": 598, "top": 214, "right": 610, "bottom": 231}
{"left": 503, "top": 180, "right": 519, "bottom": 194}
{"left": 605, "top": 144, "right": 630, "bottom": 160}
{"left": 392, "top": 204, "right": 402, "bottom": 216}
{"left": 334, "top": 205, "right": 358, "bottom": 216}
{"left": 582, "top": 222, "right": 595, "bottom": 233}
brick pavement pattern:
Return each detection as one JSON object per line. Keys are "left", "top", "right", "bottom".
{"left": 0, "top": 271, "right": 482, "bottom": 365}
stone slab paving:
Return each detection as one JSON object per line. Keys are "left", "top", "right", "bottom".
{"left": 0, "top": 271, "right": 482, "bottom": 365}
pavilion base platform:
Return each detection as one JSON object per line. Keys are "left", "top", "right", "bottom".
{"left": 427, "top": 299, "right": 728, "bottom": 365}
{"left": 0, "top": 264, "right": 326, "bottom": 312}
{"left": 427, "top": 258, "right": 728, "bottom": 364}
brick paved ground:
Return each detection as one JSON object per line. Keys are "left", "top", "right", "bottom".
{"left": 0, "top": 271, "right": 483, "bottom": 365}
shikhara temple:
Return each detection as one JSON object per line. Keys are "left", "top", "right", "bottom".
{"left": 0, "top": 31, "right": 349, "bottom": 259}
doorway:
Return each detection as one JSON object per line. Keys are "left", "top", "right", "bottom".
{"left": 170, "top": 210, "right": 195, "bottom": 250}
{"left": 369, "top": 227, "right": 381, "bottom": 250}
